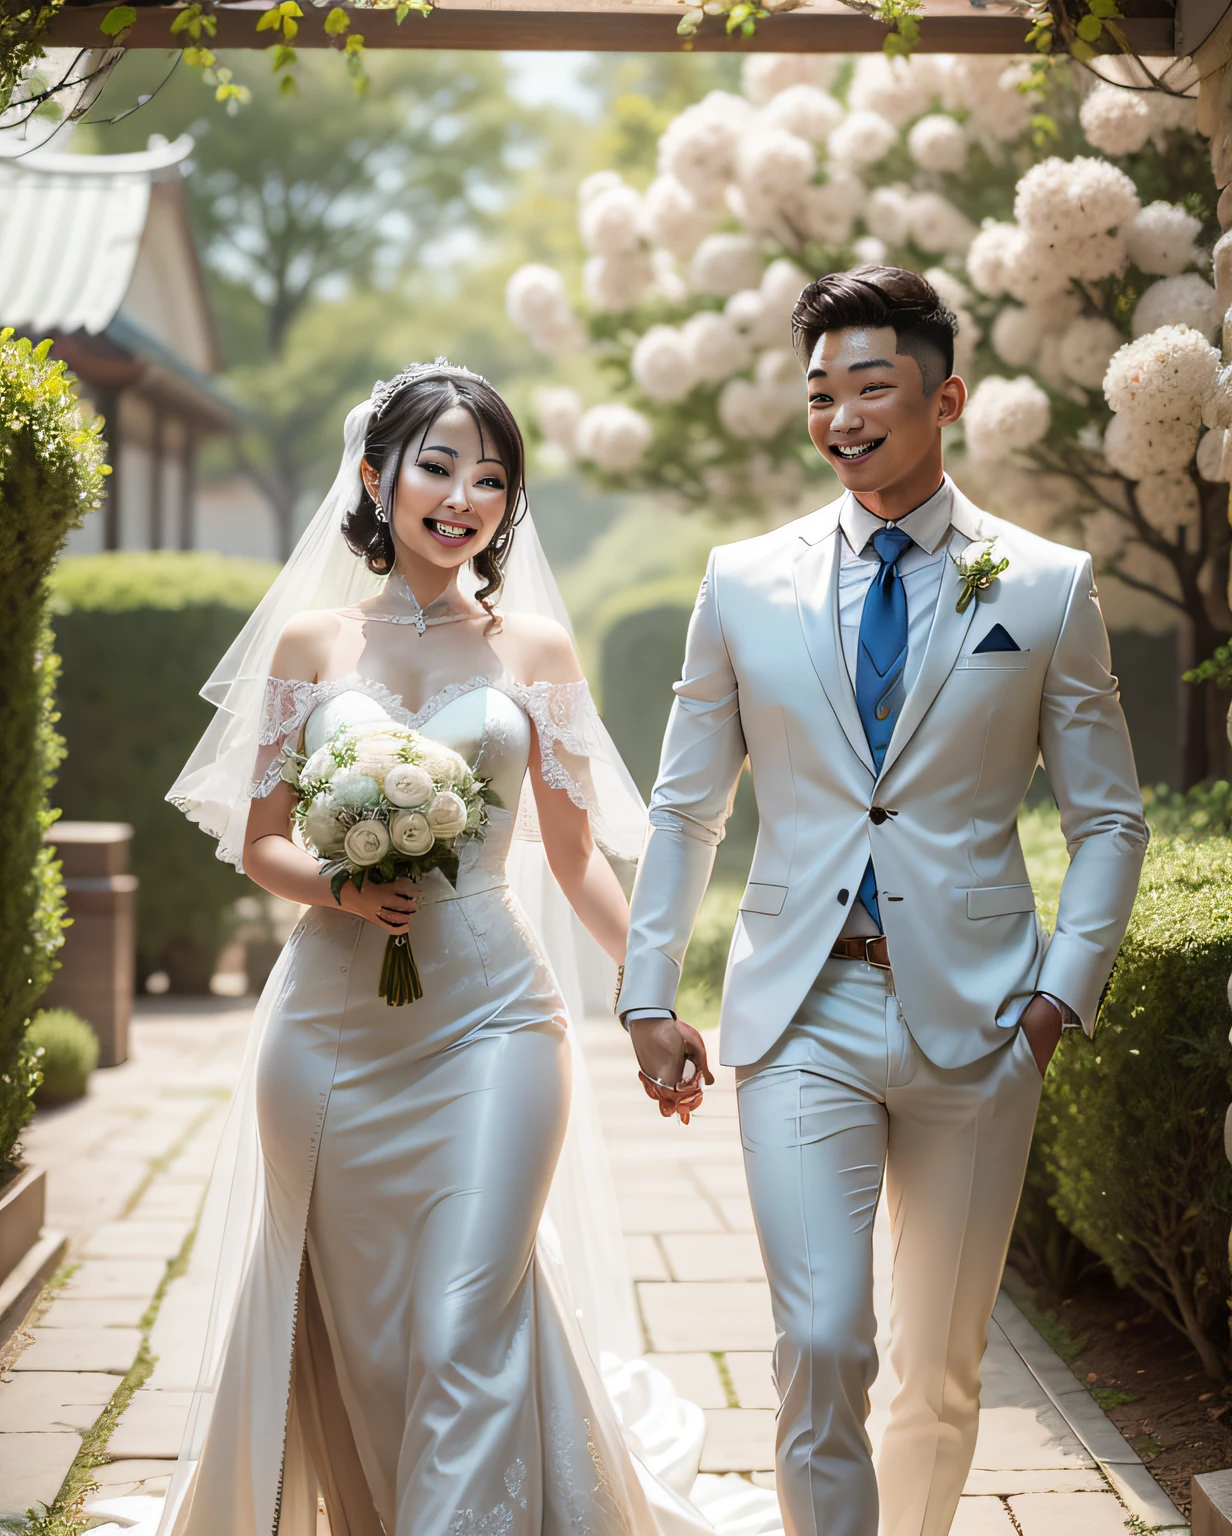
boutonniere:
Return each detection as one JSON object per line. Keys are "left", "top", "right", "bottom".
{"left": 951, "top": 543, "right": 1009, "bottom": 614}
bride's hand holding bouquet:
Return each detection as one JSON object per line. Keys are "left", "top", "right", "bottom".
{"left": 281, "top": 717, "right": 495, "bottom": 1004}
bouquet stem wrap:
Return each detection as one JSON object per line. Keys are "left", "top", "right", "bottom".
{"left": 379, "top": 932, "right": 422, "bottom": 1006}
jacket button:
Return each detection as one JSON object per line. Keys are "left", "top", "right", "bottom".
{"left": 869, "top": 807, "right": 888, "bottom": 825}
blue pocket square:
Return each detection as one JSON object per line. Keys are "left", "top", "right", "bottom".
{"left": 972, "top": 623, "right": 1020, "bottom": 654}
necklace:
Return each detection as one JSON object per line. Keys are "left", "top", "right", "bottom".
{"left": 365, "top": 572, "right": 479, "bottom": 636}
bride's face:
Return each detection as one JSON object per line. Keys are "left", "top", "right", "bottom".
{"left": 363, "top": 404, "right": 509, "bottom": 573}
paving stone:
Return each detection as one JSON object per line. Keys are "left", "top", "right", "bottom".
{"left": 82, "top": 1221, "right": 194, "bottom": 1261}
{"left": 129, "top": 1184, "right": 204, "bottom": 1222}
{"left": 91, "top": 1459, "right": 175, "bottom": 1497}
{"left": 1009, "top": 1491, "right": 1131, "bottom": 1534}
{"left": 715, "top": 1198, "right": 757, "bottom": 1233}
{"left": 971, "top": 1404, "right": 1097, "bottom": 1472}
{"left": 950, "top": 1497, "right": 1018, "bottom": 1534}
{"left": 106, "top": 1388, "right": 192, "bottom": 1460}
{"left": 0, "top": 1430, "right": 80, "bottom": 1518}
{"left": 38, "top": 1296, "right": 148, "bottom": 1330}
{"left": 645, "top": 1353, "right": 727, "bottom": 1409}
{"left": 64, "top": 1258, "right": 167, "bottom": 1300}
{"left": 12, "top": 1327, "right": 142, "bottom": 1375}
{"left": 687, "top": 1163, "right": 748, "bottom": 1198}
{"left": 700, "top": 1408, "right": 776, "bottom": 1472}
{"left": 0, "top": 1371, "right": 117, "bottom": 1432}
{"left": 963, "top": 1469, "right": 1110, "bottom": 1496}
{"left": 638, "top": 1282, "right": 775, "bottom": 1353}
{"left": 661, "top": 1233, "right": 765, "bottom": 1282}
{"left": 624, "top": 1236, "right": 668, "bottom": 1281}
{"left": 724, "top": 1351, "right": 778, "bottom": 1410}
{"left": 618, "top": 1195, "right": 723, "bottom": 1235}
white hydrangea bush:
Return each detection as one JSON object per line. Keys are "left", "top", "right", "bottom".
{"left": 505, "top": 47, "right": 1221, "bottom": 614}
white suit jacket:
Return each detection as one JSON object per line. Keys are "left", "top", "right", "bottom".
{"left": 617, "top": 486, "right": 1148, "bottom": 1069}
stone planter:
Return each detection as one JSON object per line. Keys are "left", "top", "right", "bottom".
{"left": 0, "top": 1166, "right": 66, "bottom": 1349}
{"left": 41, "top": 821, "right": 137, "bottom": 1067}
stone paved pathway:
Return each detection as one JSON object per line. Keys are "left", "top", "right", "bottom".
{"left": 0, "top": 1000, "right": 1191, "bottom": 1534}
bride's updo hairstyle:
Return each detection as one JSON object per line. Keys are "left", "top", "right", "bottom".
{"left": 343, "top": 360, "right": 527, "bottom": 611}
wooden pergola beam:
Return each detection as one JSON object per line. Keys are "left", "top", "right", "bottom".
{"left": 48, "top": 0, "right": 1177, "bottom": 53}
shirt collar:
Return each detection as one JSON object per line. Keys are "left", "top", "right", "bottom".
{"left": 839, "top": 475, "right": 955, "bottom": 559}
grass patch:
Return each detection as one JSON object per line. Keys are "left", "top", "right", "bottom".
{"left": 1089, "top": 1385, "right": 1139, "bottom": 1410}
{"left": 711, "top": 1351, "right": 739, "bottom": 1409}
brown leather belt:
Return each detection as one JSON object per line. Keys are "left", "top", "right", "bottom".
{"left": 831, "top": 935, "right": 891, "bottom": 970}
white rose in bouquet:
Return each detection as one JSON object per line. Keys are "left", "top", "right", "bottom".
{"left": 384, "top": 762, "right": 435, "bottom": 809}
{"left": 344, "top": 819, "right": 392, "bottom": 867}
{"left": 302, "top": 744, "right": 337, "bottom": 785}
{"left": 331, "top": 769, "right": 383, "bottom": 815}
{"left": 302, "top": 794, "right": 348, "bottom": 858}
{"left": 390, "top": 809, "right": 434, "bottom": 857}
{"left": 427, "top": 790, "right": 470, "bottom": 839}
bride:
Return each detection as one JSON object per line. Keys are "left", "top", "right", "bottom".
{"left": 161, "top": 360, "right": 726, "bottom": 1536}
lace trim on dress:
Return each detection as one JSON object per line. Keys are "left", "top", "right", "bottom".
{"left": 249, "top": 673, "right": 605, "bottom": 822}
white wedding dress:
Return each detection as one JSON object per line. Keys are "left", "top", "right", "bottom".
{"left": 160, "top": 673, "right": 728, "bottom": 1536}
{"left": 134, "top": 393, "right": 783, "bottom": 1536}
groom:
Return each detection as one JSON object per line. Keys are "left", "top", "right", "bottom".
{"left": 617, "top": 266, "right": 1147, "bottom": 1536}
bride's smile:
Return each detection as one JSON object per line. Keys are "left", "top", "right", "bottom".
{"left": 360, "top": 404, "right": 509, "bottom": 587}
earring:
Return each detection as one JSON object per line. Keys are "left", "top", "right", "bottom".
{"left": 374, "top": 500, "right": 387, "bottom": 523}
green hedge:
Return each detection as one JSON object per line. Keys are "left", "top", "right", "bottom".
{"left": 1028, "top": 835, "right": 1232, "bottom": 1378}
{"left": 49, "top": 552, "right": 278, "bottom": 992}
{"left": 0, "top": 333, "right": 106, "bottom": 1173}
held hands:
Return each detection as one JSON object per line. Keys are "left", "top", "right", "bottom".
{"left": 338, "top": 876, "right": 418, "bottom": 935}
{"left": 629, "top": 1015, "right": 715, "bottom": 1124}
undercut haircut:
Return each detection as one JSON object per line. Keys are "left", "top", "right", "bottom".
{"left": 791, "top": 265, "right": 958, "bottom": 395}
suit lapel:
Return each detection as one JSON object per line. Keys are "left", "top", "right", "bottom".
{"left": 879, "top": 490, "right": 989, "bottom": 780}
{"left": 792, "top": 506, "right": 876, "bottom": 777}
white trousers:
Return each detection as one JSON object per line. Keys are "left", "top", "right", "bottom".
{"left": 735, "top": 960, "right": 1043, "bottom": 1536}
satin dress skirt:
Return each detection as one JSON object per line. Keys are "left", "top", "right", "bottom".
{"left": 251, "top": 874, "right": 647, "bottom": 1536}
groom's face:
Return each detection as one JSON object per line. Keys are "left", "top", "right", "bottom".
{"left": 806, "top": 326, "right": 964, "bottom": 501}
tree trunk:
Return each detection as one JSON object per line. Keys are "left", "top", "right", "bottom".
{"left": 1181, "top": 616, "right": 1214, "bottom": 787}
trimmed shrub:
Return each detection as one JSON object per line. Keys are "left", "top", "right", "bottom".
{"left": 49, "top": 552, "right": 278, "bottom": 992}
{"left": 1031, "top": 836, "right": 1232, "bottom": 1378}
{"left": 28, "top": 1009, "right": 99, "bottom": 1105}
{"left": 0, "top": 332, "right": 106, "bottom": 1175}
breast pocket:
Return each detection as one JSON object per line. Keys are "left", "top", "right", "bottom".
{"left": 954, "top": 652, "right": 1031, "bottom": 672}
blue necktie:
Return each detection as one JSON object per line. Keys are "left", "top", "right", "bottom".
{"left": 854, "top": 524, "right": 913, "bottom": 929}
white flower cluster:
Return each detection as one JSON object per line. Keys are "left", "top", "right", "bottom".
{"left": 627, "top": 258, "right": 809, "bottom": 415}
{"left": 1102, "top": 323, "right": 1222, "bottom": 479}
{"left": 505, "top": 265, "right": 585, "bottom": 354}
{"left": 962, "top": 376, "right": 1052, "bottom": 462}
{"left": 1079, "top": 58, "right": 1199, "bottom": 158}
{"left": 575, "top": 403, "right": 654, "bottom": 474}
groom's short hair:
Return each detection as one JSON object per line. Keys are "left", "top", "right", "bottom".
{"left": 792, "top": 266, "right": 958, "bottom": 394}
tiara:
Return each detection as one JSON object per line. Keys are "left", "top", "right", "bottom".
{"left": 369, "top": 357, "right": 490, "bottom": 417}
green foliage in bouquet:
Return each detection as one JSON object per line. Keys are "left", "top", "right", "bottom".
{"left": 49, "top": 552, "right": 278, "bottom": 993}
{"left": 0, "top": 331, "right": 106, "bottom": 1175}
{"left": 28, "top": 1008, "right": 100, "bottom": 1105}
{"left": 1027, "top": 836, "right": 1232, "bottom": 1379}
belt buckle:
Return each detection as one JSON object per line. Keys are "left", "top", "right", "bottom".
{"left": 863, "top": 936, "right": 891, "bottom": 971}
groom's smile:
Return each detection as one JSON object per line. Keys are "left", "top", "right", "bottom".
{"left": 805, "top": 322, "right": 966, "bottom": 520}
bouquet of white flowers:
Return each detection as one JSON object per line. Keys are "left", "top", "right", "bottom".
{"left": 280, "top": 717, "right": 494, "bottom": 1005}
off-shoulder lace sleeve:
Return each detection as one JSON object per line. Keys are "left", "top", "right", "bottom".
{"left": 250, "top": 677, "right": 319, "bottom": 800}
{"left": 507, "top": 678, "right": 646, "bottom": 862}
{"left": 259, "top": 676, "right": 320, "bottom": 747}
